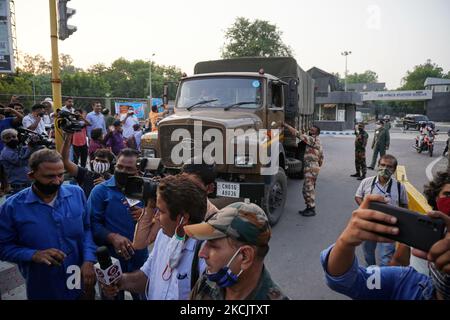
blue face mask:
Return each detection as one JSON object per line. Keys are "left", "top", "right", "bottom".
{"left": 206, "top": 247, "right": 243, "bottom": 288}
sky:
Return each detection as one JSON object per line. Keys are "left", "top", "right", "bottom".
{"left": 13, "top": 0, "right": 450, "bottom": 89}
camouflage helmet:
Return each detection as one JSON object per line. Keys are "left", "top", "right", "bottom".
{"left": 184, "top": 202, "right": 271, "bottom": 247}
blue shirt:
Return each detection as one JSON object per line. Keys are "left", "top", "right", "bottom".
{"left": 88, "top": 176, "right": 148, "bottom": 273}
{"left": 320, "top": 244, "right": 436, "bottom": 300}
{"left": 0, "top": 117, "right": 14, "bottom": 151}
{"left": 0, "top": 184, "right": 97, "bottom": 300}
{"left": 140, "top": 230, "right": 206, "bottom": 300}
{"left": 0, "top": 146, "right": 32, "bottom": 184}
{"left": 86, "top": 111, "right": 106, "bottom": 137}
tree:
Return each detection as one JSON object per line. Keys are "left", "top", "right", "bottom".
{"left": 221, "top": 17, "right": 293, "bottom": 58}
{"left": 401, "top": 59, "right": 444, "bottom": 90}
{"left": 346, "top": 70, "right": 379, "bottom": 84}
{"left": 19, "top": 53, "right": 51, "bottom": 75}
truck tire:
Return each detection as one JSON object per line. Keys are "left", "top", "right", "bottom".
{"left": 286, "top": 157, "right": 304, "bottom": 179}
{"left": 263, "top": 168, "right": 287, "bottom": 226}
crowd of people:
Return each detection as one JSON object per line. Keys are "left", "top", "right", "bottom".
{"left": 0, "top": 95, "right": 449, "bottom": 301}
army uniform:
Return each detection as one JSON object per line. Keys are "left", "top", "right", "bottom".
{"left": 354, "top": 129, "right": 369, "bottom": 177}
{"left": 296, "top": 132, "right": 324, "bottom": 211}
{"left": 370, "top": 126, "right": 390, "bottom": 168}
{"left": 184, "top": 202, "right": 289, "bottom": 300}
{"left": 190, "top": 266, "right": 288, "bottom": 300}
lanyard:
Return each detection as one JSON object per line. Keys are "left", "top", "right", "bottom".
{"left": 370, "top": 177, "right": 393, "bottom": 198}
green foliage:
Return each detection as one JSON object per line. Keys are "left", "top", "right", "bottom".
{"left": 401, "top": 59, "right": 444, "bottom": 90}
{"left": 221, "top": 17, "right": 293, "bottom": 58}
{"left": 346, "top": 70, "right": 379, "bottom": 84}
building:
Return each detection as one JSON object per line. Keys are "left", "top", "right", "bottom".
{"left": 308, "top": 67, "right": 362, "bottom": 131}
{"left": 424, "top": 77, "right": 450, "bottom": 121}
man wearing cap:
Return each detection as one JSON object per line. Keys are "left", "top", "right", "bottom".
{"left": 368, "top": 120, "right": 389, "bottom": 170}
{"left": 185, "top": 202, "right": 289, "bottom": 300}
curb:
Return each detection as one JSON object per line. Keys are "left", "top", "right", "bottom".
{"left": 321, "top": 131, "right": 355, "bottom": 136}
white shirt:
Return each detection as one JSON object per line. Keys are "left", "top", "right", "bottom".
{"left": 23, "top": 114, "right": 47, "bottom": 135}
{"left": 140, "top": 229, "right": 206, "bottom": 300}
{"left": 120, "top": 114, "right": 139, "bottom": 139}
{"left": 355, "top": 176, "right": 408, "bottom": 207}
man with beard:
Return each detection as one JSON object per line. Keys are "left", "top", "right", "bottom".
{"left": 88, "top": 148, "right": 147, "bottom": 300}
{"left": 0, "top": 149, "right": 97, "bottom": 299}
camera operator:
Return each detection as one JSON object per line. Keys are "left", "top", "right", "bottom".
{"left": 62, "top": 132, "right": 114, "bottom": 198}
{"left": 0, "top": 149, "right": 97, "bottom": 300}
{"left": 88, "top": 148, "right": 147, "bottom": 300}
{"left": 101, "top": 174, "right": 208, "bottom": 300}
{"left": 0, "top": 129, "right": 35, "bottom": 195}
{"left": 321, "top": 194, "right": 450, "bottom": 300}
{"left": 72, "top": 108, "right": 91, "bottom": 168}
{"left": 22, "top": 104, "right": 47, "bottom": 135}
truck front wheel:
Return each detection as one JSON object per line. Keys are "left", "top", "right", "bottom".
{"left": 263, "top": 168, "right": 287, "bottom": 226}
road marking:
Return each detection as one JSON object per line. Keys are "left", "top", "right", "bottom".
{"left": 425, "top": 156, "right": 443, "bottom": 181}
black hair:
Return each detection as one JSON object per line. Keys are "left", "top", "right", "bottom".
{"left": 8, "top": 102, "right": 23, "bottom": 109}
{"left": 312, "top": 125, "right": 321, "bottom": 135}
{"left": 93, "top": 148, "right": 115, "bottom": 163}
{"left": 91, "top": 128, "right": 103, "bottom": 141}
{"left": 424, "top": 171, "right": 450, "bottom": 209}
{"left": 117, "top": 148, "right": 140, "bottom": 159}
{"left": 31, "top": 103, "right": 45, "bottom": 111}
{"left": 181, "top": 162, "right": 217, "bottom": 185}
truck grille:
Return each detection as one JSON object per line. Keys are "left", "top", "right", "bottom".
{"left": 159, "top": 124, "right": 223, "bottom": 167}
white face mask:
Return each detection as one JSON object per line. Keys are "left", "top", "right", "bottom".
{"left": 167, "top": 217, "right": 186, "bottom": 270}
{"left": 92, "top": 161, "right": 110, "bottom": 174}
{"left": 376, "top": 124, "right": 382, "bottom": 129}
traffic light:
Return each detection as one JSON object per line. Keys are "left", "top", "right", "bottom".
{"left": 58, "top": 0, "right": 77, "bottom": 40}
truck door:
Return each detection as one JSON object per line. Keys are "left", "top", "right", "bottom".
{"left": 267, "top": 80, "right": 284, "bottom": 133}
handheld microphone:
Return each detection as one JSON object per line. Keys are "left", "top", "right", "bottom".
{"left": 94, "top": 246, "right": 123, "bottom": 285}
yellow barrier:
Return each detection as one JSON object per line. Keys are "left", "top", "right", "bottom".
{"left": 396, "top": 165, "right": 432, "bottom": 214}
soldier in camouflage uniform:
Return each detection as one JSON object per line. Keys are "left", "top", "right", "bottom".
{"left": 283, "top": 123, "right": 324, "bottom": 217}
{"left": 351, "top": 123, "right": 369, "bottom": 180}
{"left": 368, "top": 120, "right": 390, "bottom": 170}
{"left": 184, "top": 202, "right": 289, "bottom": 300}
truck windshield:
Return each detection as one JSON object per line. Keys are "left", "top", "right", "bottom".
{"left": 177, "top": 77, "right": 263, "bottom": 110}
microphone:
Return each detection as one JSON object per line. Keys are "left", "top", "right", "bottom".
{"left": 94, "top": 246, "right": 123, "bottom": 285}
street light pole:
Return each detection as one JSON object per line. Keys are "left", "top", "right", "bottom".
{"left": 149, "top": 53, "right": 155, "bottom": 107}
{"left": 341, "top": 51, "right": 352, "bottom": 91}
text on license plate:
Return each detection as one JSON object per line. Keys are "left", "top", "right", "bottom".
{"left": 216, "top": 182, "right": 240, "bottom": 198}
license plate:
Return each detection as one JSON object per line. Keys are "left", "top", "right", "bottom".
{"left": 216, "top": 182, "right": 240, "bottom": 198}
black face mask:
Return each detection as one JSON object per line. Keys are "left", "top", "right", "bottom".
{"left": 114, "top": 171, "right": 134, "bottom": 189}
{"left": 38, "top": 112, "right": 45, "bottom": 117}
{"left": 33, "top": 180, "right": 62, "bottom": 195}
{"left": 6, "top": 139, "right": 19, "bottom": 149}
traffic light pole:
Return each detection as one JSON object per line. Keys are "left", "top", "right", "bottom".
{"left": 49, "top": 0, "right": 63, "bottom": 152}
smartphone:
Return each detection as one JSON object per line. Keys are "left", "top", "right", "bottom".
{"left": 368, "top": 201, "right": 447, "bottom": 252}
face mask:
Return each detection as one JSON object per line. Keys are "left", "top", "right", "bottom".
{"left": 376, "top": 125, "right": 381, "bottom": 129}
{"left": 114, "top": 171, "right": 133, "bottom": 188}
{"left": 38, "top": 112, "right": 45, "bottom": 117}
{"left": 429, "top": 262, "right": 450, "bottom": 300}
{"left": 166, "top": 217, "right": 186, "bottom": 270}
{"left": 6, "top": 139, "right": 19, "bottom": 149}
{"left": 436, "top": 197, "right": 450, "bottom": 216}
{"left": 378, "top": 167, "right": 393, "bottom": 180}
{"left": 92, "top": 161, "right": 110, "bottom": 174}
{"left": 206, "top": 247, "right": 243, "bottom": 288}
{"left": 33, "top": 180, "right": 61, "bottom": 195}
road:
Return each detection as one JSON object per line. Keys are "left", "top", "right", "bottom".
{"left": 265, "top": 127, "right": 448, "bottom": 299}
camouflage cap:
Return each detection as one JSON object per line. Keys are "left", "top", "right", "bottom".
{"left": 184, "top": 202, "right": 271, "bottom": 247}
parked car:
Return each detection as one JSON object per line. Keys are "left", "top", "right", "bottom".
{"left": 403, "top": 114, "right": 433, "bottom": 130}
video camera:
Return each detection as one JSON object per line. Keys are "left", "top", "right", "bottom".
{"left": 57, "top": 110, "right": 85, "bottom": 133}
{"left": 17, "top": 127, "right": 55, "bottom": 149}
{"left": 123, "top": 158, "right": 165, "bottom": 203}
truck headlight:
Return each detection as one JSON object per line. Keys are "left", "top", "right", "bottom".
{"left": 235, "top": 155, "right": 255, "bottom": 168}
{"left": 142, "top": 148, "right": 156, "bottom": 158}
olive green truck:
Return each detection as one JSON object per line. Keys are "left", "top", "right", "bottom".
{"left": 141, "top": 57, "right": 314, "bottom": 225}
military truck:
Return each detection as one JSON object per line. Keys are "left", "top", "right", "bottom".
{"left": 141, "top": 57, "right": 314, "bottom": 225}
